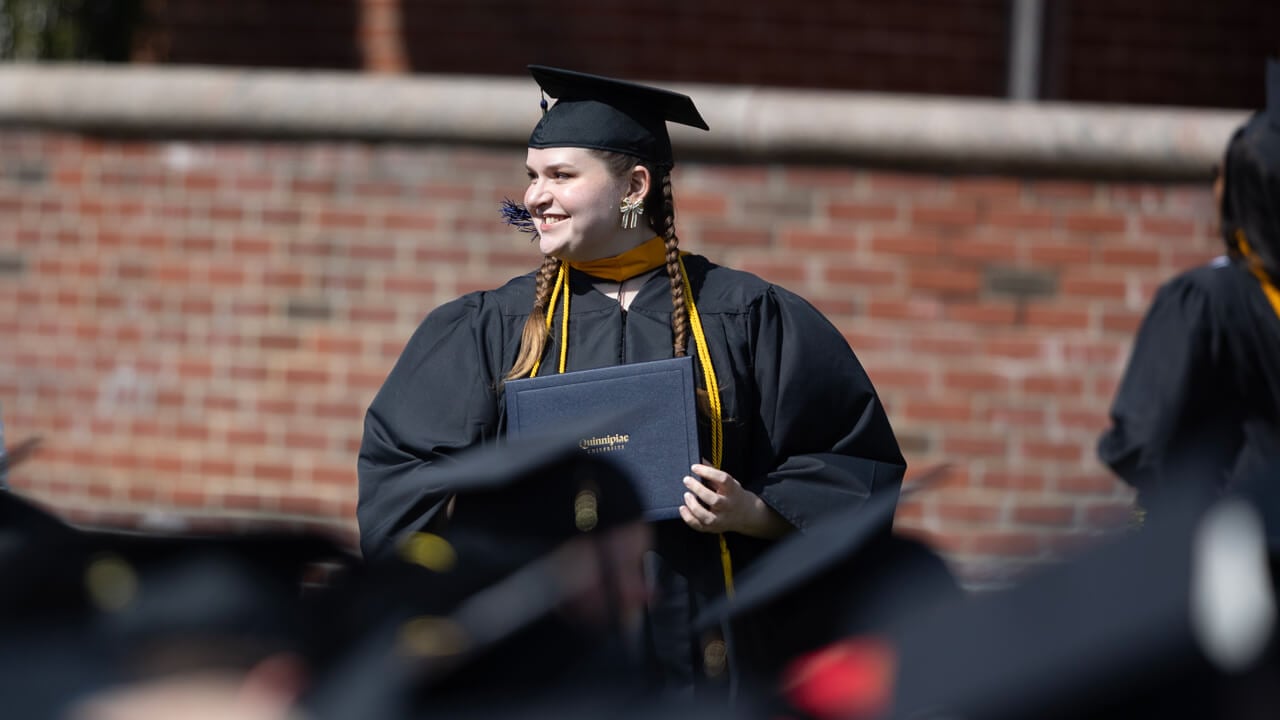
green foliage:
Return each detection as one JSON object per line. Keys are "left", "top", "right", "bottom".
{"left": 0, "top": 0, "right": 141, "bottom": 61}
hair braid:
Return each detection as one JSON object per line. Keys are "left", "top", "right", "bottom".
{"left": 646, "top": 167, "right": 713, "bottom": 418}
{"left": 658, "top": 171, "right": 689, "bottom": 357}
{"left": 533, "top": 254, "right": 560, "bottom": 311}
{"left": 506, "top": 255, "right": 561, "bottom": 380}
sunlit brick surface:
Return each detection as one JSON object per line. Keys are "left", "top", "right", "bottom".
{"left": 0, "top": 131, "right": 1223, "bottom": 585}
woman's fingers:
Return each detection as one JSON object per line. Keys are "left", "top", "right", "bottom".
{"left": 683, "top": 490, "right": 717, "bottom": 524}
{"left": 690, "top": 463, "right": 732, "bottom": 488}
{"left": 681, "top": 465, "right": 751, "bottom": 534}
{"left": 679, "top": 502, "right": 713, "bottom": 532}
{"left": 683, "top": 476, "right": 721, "bottom": 509}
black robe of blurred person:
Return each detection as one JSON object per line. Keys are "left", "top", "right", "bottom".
{"left": 1099, "top": 82, "right": 1280, "bottom": 510}
{"left": 358, "top": 254, "right": 905, "bottom": 693}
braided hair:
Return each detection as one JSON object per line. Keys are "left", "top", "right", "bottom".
{"left": 657, "top": 170, "right": 689, "bottom": 357}
{"left": 505, "top": 254, "right": 562, "bottom": 380}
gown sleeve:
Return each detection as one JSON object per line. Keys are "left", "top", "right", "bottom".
{"left": 1097, "top": 275, "right": 1239, "bottom": 500}
{"left": 357, "top": 294, "right": 503, "bottom": 560}
{"left": 749, "top": 286, "right": 907, "bottom": 530}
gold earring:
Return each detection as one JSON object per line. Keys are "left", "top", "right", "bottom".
{"left": 619, "top": 197, "right": 645, "bottom": 229}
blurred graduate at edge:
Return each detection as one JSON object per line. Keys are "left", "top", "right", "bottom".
{"left": 1100, "top": 59, "right": 1280, "bottom": 511}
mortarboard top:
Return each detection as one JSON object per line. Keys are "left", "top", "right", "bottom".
{"left": 0, "top": 487, "right": 75, "bottom": 541}
{"left": 433, "top": 415, "right": 645, "bottom": 546}
{"left": 0, "top": 491, "right": 102, "bottom": 626}
{"left": 815, "top": 487, "right": 1278, "bottom": 720}
{"left": 309, "top": 421, "right": 655, "bottom": 719}
{"left": 0, "top": 513, "right": 355, "bottom": 658}
{"left": 697, "top": 489, "right": 897, "bottom": 623}
{"left": 695, "top": 488, "right": 959, "bottom": 681}
{"left": 0, "top": 521, "right": 357, "bottom": 717}
{"left": 527, "top": 65, "right": 709, "bottom": 166}
{"left": 357, "top": 416, "right": 649, "bottom": 637}
{"left": 82, "top": 530, "right": 352, "bottom": 637}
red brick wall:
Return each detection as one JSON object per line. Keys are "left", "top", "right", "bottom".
{"left": 0, "top": 130, "right": 1220, "bottom": 584}
{"left": 1044, "top": 0, "right": 1279, "bottom": 109}
{"left": 137, "top": 0, "right": 363, "bottom": 68}
{"left": 137, "top": 0, "right": 1273, "bottom": 108}
{"left": 144, "top": 0, "right": 1009, "bottom": 95}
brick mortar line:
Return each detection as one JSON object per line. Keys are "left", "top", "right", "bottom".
{"left": 0, "top": 64, "right": 1249, "bottom": 179}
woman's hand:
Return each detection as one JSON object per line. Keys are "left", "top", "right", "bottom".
{"left": 678, "top": 464, "right": 793, "bottom": 539}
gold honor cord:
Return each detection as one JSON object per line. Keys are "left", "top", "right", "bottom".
{"left": 530, "top": 263, "right": 570, "bottom": 379}
{"left": 557, "top": 266, "right": 570, "bottom": 374}
{"left": 529, "top": 258, "right": 735, "bottom": 597}
{"left": 678, "top": 256, "right": 733, "bottom": 599}
{"left": 1236, "top": 230, "right": 1280, "bottom": 320}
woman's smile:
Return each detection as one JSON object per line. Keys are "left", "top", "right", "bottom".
{"left": 538, "top": 213, "right": 568, "bottom": 231}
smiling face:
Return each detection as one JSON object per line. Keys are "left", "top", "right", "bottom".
{"left": 524, "top": 147, "right": 647, "bottom": 262}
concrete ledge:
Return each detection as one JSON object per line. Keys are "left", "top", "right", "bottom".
{"left": 0, "top": 63, "right": 1249, "bottom": 178}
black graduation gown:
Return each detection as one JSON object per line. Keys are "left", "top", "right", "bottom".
{"left": 357, "top": 254, "right": 905, "bottom": 693}
{"left": 1098, "top": 258, "right": 1280, "bottom": 507}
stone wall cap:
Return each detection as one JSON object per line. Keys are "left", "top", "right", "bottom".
{"left": 0, "top": 63, "right": 1250, "bottom": 178}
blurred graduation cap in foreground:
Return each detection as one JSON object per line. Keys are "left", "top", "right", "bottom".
{"left": 309, "top": 416, "right": 667, "bottom": 719}
{"left": 695, "top": 477, "right": 960, "bottom": 701}
{"left": 375, "top": 412, "right": 650, "bottom": 595}
{"left": 784, "top": 483, "right": 1280, "bottom": 720}
{"left": 0, "top": 489, "right": 358, "bottom": 719}
{"left": 1, "top": 482, "right": 75, "bottom": 544}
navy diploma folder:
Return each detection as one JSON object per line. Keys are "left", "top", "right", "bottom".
{"left": 504, "top": 356, "right": 700, "bottom": 521}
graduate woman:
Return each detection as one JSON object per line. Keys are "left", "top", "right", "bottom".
{"left": 358, "top": 66, "right": 906, "bottom": 694}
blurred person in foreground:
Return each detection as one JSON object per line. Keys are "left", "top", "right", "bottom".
{"left": 315, "top": 428, "right": 662, "bottom": 719}
{"left": 1099, "top": 58, "right": 1280, "bottom": 513}
{"left": 2, "top": 430, "right": 675, "bottom": 720}
{"left": 783, "top": 480, "right": 1280, "bottom": 720}
{"left": 0, "top": 489, "right": 355, "bottom": 720}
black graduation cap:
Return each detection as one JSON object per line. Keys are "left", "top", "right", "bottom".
{"left": 341, "top": 414, "right": 650, "bottom": 656}
{"left": 0, "top": 491, "right": 102, "bottom": 627}
{"left": 83, "top": 530, "right": 353, "bottom": 665}
{"left": 307, "top": 423, "right": 658, "bottom": 720}
{"left": 0, "top": 515, "right": 357, "bottom": 718}
{"left": 0, "top": 487, "right": 74, "bottom": 541}
{"left": 309, "top": 561, "right": 762, "bottom": 720}
{"left": 375, "top": 419, "right": 651, "bottom": 658}
{"left": 434, "top": 416, "right": 646, "bottom": 549}
{"left": 333, "top": 415, "right": 650, "bottom": 669}
{"left": 695, "top": 487, "right": 960, "bottom": 684}
{"left": 527, "top": 65, "right": 710, "bottom": 166}
{"left": 802, "top": 487, "right": 1279, "bottom": 720}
